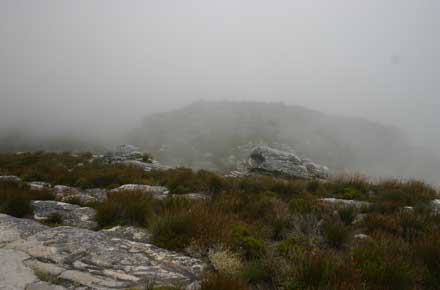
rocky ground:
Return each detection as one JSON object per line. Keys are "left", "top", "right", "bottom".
{"left": 0, "top": 213, "right": 204, "bottom": 290}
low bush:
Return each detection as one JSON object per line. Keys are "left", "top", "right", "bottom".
{"left": 415, "top": 232, "right": 440, "bottom": 290}
{"left": 353, "top": 235, "right": 415, "bottom": 290}
{"left": 208, "top": 247, "right": 243, "bottom": 275}
{"left": 200, "top": 273, "right": 249, "bottom": 290}
{"left": 338, "top": 207, "right": 356, "bottom": 225}
{"left": 96, "top": 191, "right": 153, "bottom": 228}
{"left": 322, "top": 222, "right": 350, "bottom": 249}
{"left": 151, "top": 202, "right": 236, "bottom": 251}
{"left": 46, "top": 212, "right": 63, "bottom": 225}
{"left": 0, "top": 182, "right": 33, "bottom": 217}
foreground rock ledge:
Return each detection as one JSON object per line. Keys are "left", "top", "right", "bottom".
{"left": 0, "top": 214, "right": 204, "bottom": 290}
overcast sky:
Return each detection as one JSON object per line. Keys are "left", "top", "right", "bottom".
{"left": 1, "top": 0, "right": 439, "bottom": 148}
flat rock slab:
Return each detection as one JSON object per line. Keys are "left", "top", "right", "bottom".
{"left": 0, "top": 249, "right": 38, "bottom": 290}
{"left": 319, "top": 198, "right": 370, "bottom": 208}
{"left": 31, "top": 201, "right": 97, "bottom": 230}
{"left": 0, "top": 214, "right": 49, "bottom": 247}
{"left": 100, "top": 225, "right": 151, "bottom": 243}
{"left": 2, "top": 216, "right": 204, "bottom": 289}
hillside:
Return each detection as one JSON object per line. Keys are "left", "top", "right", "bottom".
{"left": 131, "top": 101, "right": 440, "bottom": 184}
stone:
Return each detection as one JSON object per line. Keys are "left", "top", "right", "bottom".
{"left": 0, "top": 249, "right": 38, "bottom": 290}
{"left": 247, "top": 146, "right": 329, "bottom": 179}
{"left": 354, "top": 234, "right": 370, "bottom": 240}
{"left": 432, "top": 199, "right": 440, "bottom": 214}
{"left": 2, "top": 219, "right": 204, "bottom": 289}
{"left": 0, "top": 214, "right": 49, "bottom": 246}
{"left": 100, "top": 226, "right": 151, "bottom": 243}
{"left": 53, "top": 185, "right": 81, "bottom": 197}
{"left": 319, "top": 198, "right": 370, "bottom": 208}
{"left": 31, "top": 201, "right": 97, "bottom": 229}
{"left": 25, "top": 281, "right": 66, "bottom": 290}
{"left": 110, "top": 184, "right": 169, "bottom": 199}
{"left": 0, "top": 175, "right": 21, "bottom": 183}
{"left": 28, "top": 181, "right": 52, "bottom": 191}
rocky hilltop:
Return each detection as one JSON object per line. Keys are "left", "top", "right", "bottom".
{"left": 131, "top": 101, "right": 440, "bottom": 184}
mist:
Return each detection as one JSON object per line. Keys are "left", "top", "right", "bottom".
{"left": 1, "top": 1, "right": 439, "bottom": 173}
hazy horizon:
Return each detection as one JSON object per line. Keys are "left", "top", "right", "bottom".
{"left": 1, "top": 1, "right": 439, "bottom": 151}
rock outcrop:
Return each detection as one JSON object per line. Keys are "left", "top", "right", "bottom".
{"left": 247, "top": 146, "right": 329, "bottom": 179}
{"left": 0, "top": 214, "right": 204, "bottom": 290}
{"left": 110, "top": 184, "right": 169, "bottom": 199}
{"left": 31, "top": 201, "right": 97, "bottom": 229}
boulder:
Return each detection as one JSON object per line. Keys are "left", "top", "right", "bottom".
{"left": 247, "top": 146, "right": 329, "bottom": 179}
{"left": 31, "top": 201, "right": 97, "bottom": 229}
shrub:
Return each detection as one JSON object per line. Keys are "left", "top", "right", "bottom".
{"left": 96, "top": 191, "right": 153, "bottom": 228}
{"left": 151, "top": 202, "right": 236, "bottom": 251}
{"left": 208, "top": 247, "right": 242, "bottom": 275}
{"left": 322, "top": 222, "right": 350, "bottom": 249}
{"left": 200, "top": 273, "right": 249, "bottom": 290}
{"left": 230, "top": 224, "right": 265, "bottom": 260}
{"left": 45, "top": 212, "right": 63, "bottom": 225}
{"left": 287, "top": 250, "right": 340, "bottom": 290}
{"left": 338, "top": 207, "right": 356, "bottom": 225}
{"left": 0, "top": 182, "right": 33, "bottom": 217}
{"left": 151, "top": 212, "right": 194, "bottom": 251}
{"left": 415, "top": 232, "right": 440, "bottom": 289}
{"left": 353, "top": 235, "right": 415, "bottom": 290}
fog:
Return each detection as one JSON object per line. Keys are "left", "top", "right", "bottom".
{"left": 1, "top": 1, "right": 439, "bottom": 154}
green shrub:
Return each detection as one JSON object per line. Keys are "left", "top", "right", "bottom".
{"left": 322, "top": 222, "right": 350, "bottom": 249}
{"left": 338, "top": 207, "right": 356, "bottom": 225}
{"left": 96, "top": 191, "right": 153, "bottom": 228}
{"left": 45, "top": 212, "right": 63, "bottom": 225}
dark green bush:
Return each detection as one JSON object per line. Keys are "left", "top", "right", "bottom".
{"left": 338, "top": 207, "right": 356, "bottom": 225}
{"left": 0, "top": 182, "right": 33, "bottom": 217}
{"left": 322, "top": 222, "right": 350, "bottom": 249}
{"left": 45, "top": 212, "right": 63, "bottom": 225}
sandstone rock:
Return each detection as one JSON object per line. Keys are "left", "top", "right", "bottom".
{"left": 28, "top": 181, "right": 52, "bottom": 191}
{"left": 432, "top": 199, "right": 440, "bottom": 214}
{"left": 31, "top": 201, "right": 97, "bottom": 229}
{"left": 248, "top": 146, "right": 329, "bottom": 179}
{"left": 319, "top": 198, "right": 370, "bottom": 208}
{"left": 0, "top": 175, "right": 21, "bottom": 183}
{"left": 0, "top": 214, "right": 49, "bottom": 246}
{"left": 53, "top": 185, "right": 81, "bottom": 197}
{"left": 3, "top": 222, "right": 204, "bottom": 289}
{"left": 25, "top": 281, "right": 66, "bottom": 290}
{"left": 0, "top": 249, "right": 38, "bottom": 290}
{"left": 110, "top": 184, "right": 169, "bottom": 199}
{"left": 100, "top": 225, "right": 151, "bottom": 243}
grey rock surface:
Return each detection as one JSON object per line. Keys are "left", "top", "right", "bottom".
{"left": 100, "top": 225, "right": 151, "bottom": 243}
{"left": 248, "top": 146, "right": 329, "bottom": 179}
{"left": 0, "top": 249, "right": 38, "bottom": 290}
{"left": 0, "top": 215, "right": 204, "bottom": 289}
{"left": 0, "top": 214, "right": 49, "bottom": 247}
{"left": 31, "top": 201, "right": 97, "bottom": 229}
{"left": 319, "top": 198, "right": 370, "bottom": 208}
{"left": 0, "top": 175, "right": 21, "bottom": 183}
{"left": 110, "top": 184, "right": 169, "bottom": 199}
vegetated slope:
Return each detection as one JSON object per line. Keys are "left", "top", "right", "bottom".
{"left": 131, "top": 100, "right": 440, "bottom": 184}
